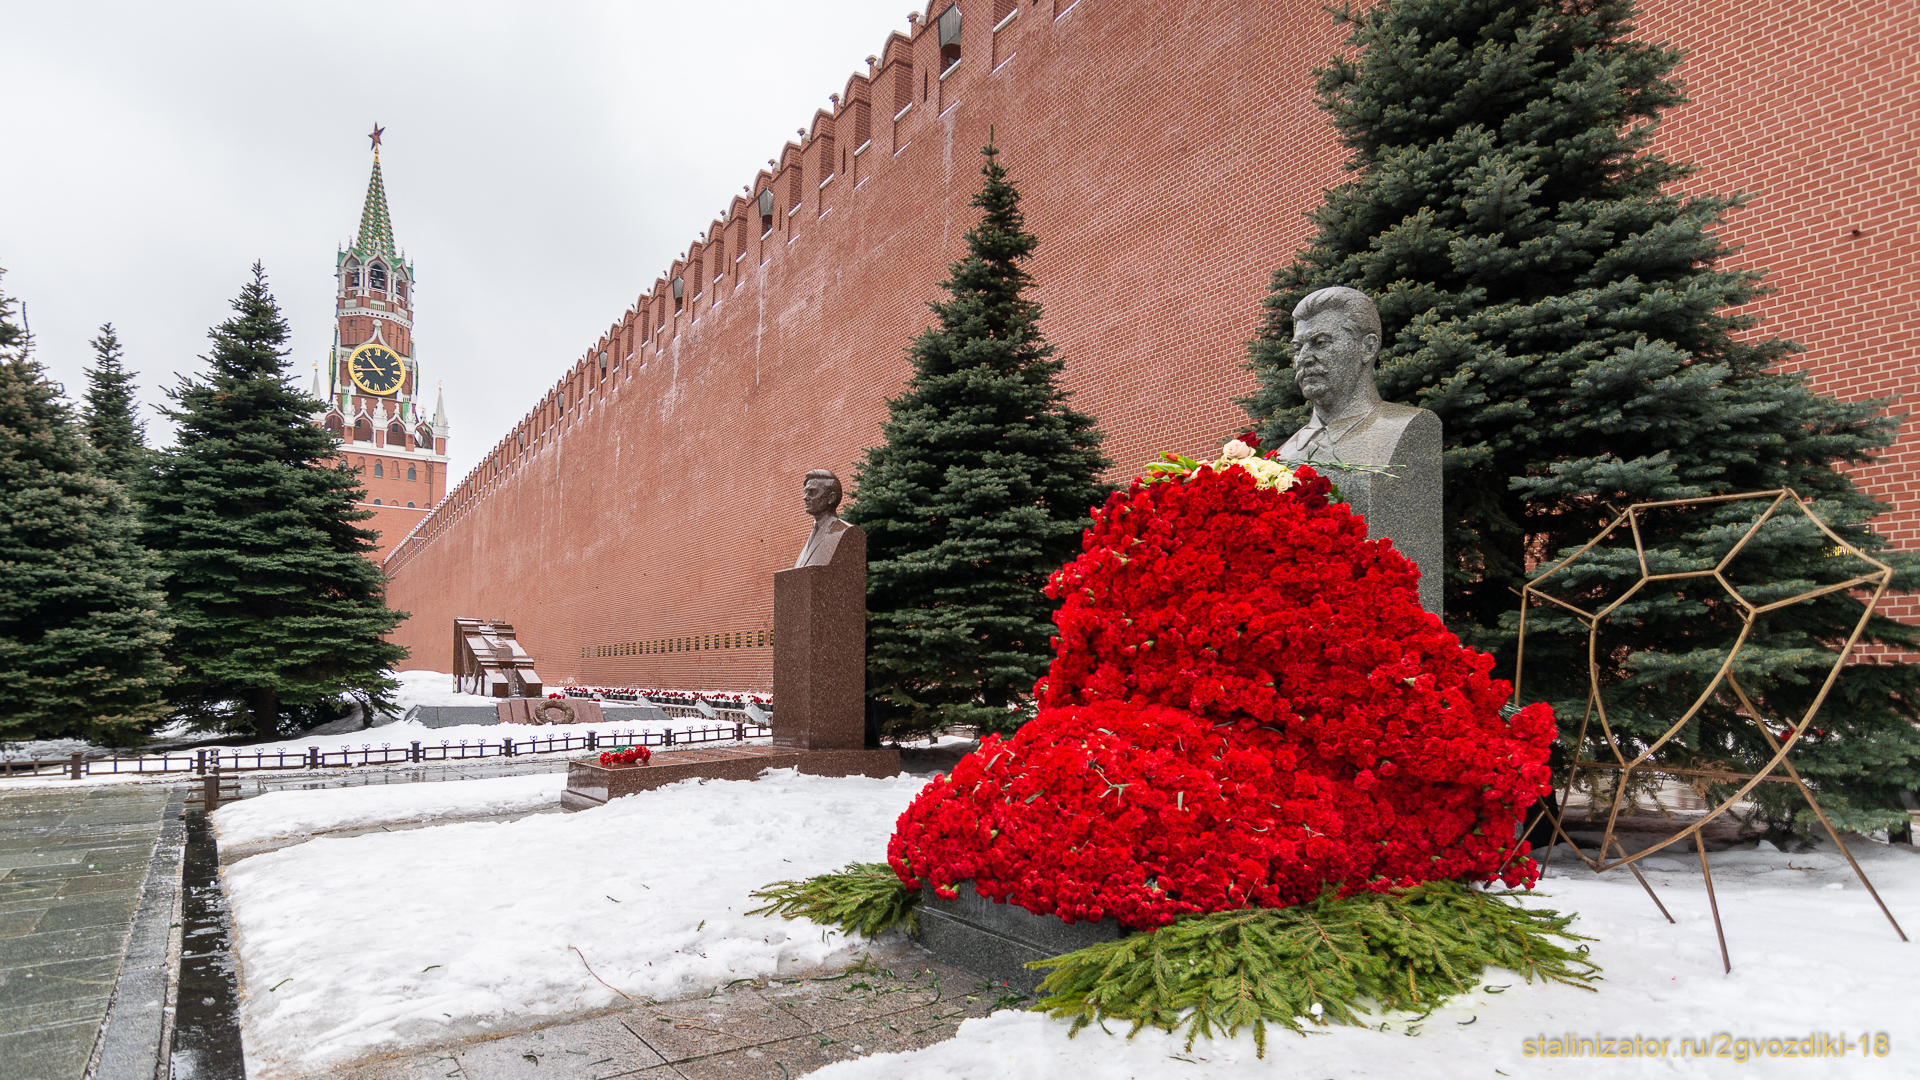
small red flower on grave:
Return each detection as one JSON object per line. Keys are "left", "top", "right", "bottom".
{"left": 887, "top": 456, "right": 1556, "bottom": 928}
{"left": 1238, "top": 430, "right": 1261, "bottom": 450}
{"left": 599, "top": 745, "right": 652, "bottom": 768}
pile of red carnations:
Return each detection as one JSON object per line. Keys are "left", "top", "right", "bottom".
{"left": 599, "top": 745, "right": 652, "bottom": 768}
{"left": 887, "top": 447, "right": 1556, "bottom": 929}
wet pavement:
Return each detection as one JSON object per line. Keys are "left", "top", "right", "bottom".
{"left": 335, "top": 943, "right": 1019, "bottom": 1080}
{"left": 0, "top": 784, "right": 173, "bottom": 1080}
{"left": 170, "top": 811, "right": 244, "bottom": 1080}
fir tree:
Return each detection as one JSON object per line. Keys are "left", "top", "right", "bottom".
{"left": 0, "top": 271, "right": 173, "bottom": 744}
{"left": 145, "top": 264, "right": 406, "bottom": 737}
{"left": 81, "top": 323, "right": 149, "bottom": 483}
{"left": 1242, "top": 0, "right": 1920, "bottom": 832}
{"left": 848, "top": 140, "right": 1109, "bottom": 741}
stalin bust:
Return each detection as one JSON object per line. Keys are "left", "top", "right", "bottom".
{"left": 1275, "top": 286, "right": 1444, "bottom": 616}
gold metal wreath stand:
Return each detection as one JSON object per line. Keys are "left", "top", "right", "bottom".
{"left": 1510, "top": 488, "right": 1908, "bottom": 972}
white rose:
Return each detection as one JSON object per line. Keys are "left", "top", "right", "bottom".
{"left": 1222, "top": 439, "right": 1254, "bottom": 460}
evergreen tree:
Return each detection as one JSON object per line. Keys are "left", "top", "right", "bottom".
{"left": 1242, "top": 0, "right": 1920, "bottom": 833}
{"left": 81, "top": 323, "right": 149, "bottom": 482}
{"left": 0, "top": 271, "right": 173, "bottom": 744}
{"left": 848, "top": 140, "right": 1109, "bottom": 741}
{"left": 145, "top": 264, "right": 406, "bottom": 737}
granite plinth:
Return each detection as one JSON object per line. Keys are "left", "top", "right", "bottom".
{"left": 401, "top": 705, "right": 503, "bottom": 728}
{"left": 497, "top": 697, "right": 606, "bottom": 725}
{"left": 561, "top": 745, "right": 901, "bottom": 811}
{"left": 914, "top": 882, "right": 1122, "bottom": 996}
{"left": 773, "top": 524, "right": 867, "bottom": 750}
{"left": 1326, "top": 406, "right": 1445, "bottom": 616}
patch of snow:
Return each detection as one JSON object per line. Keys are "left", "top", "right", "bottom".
{"left": 211, "top": 773, "right": 566, "bottom": 847}
{"left": 0, "top": 737, "right": 96, "bottom": 762}
{"left": 219, "top": 766, "right": 1920, "bottom": 1080}
{"left": 813, "top": 843, "right": 1920, "bottom": 1080}
{"left": 380, "top": 669, "right": 499, "bottom": 717}
{"left": 226, "top": 768, "right": 926, "bottom": 1079}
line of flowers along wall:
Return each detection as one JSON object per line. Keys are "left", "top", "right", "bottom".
{"left": 380, "top": 0, "right": 1920, "bottom": 685}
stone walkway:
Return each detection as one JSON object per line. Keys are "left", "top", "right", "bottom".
{"left": 0, "top": 784, "right": 174, "bottom": 1080}
{"left": 337, "top": 942, "right": 1017, "bottom": 1080}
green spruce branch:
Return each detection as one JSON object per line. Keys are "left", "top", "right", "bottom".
{"left": 746, "top": 863, "right": 921, "bottom": 938}
{"left": 1030, "top": 881, "right": 1597, "bottom": 1057}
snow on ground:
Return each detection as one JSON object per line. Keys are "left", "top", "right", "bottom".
{"left": 224, "top": 768, "right": 928, "bottom": 1079}
{"left": 210, "top": 772, "right": 566, "bottom": 847}
{"left": 223, "top": 764, "right": 1920, "bottom": 1079}
{"left": 812, "top": 842, "right": 1920, "bottom": 1080}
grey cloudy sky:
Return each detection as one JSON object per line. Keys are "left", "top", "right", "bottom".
{"left": 2, "top": 0, "right": 917, "bottom": 482}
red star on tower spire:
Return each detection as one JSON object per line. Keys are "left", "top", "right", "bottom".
{"left": 368, "top": 123, "right": 384, "bottom": 159}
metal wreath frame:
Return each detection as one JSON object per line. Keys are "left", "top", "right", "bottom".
{"left": 1511, "top": 487, "right": 1907, "bottom": 971}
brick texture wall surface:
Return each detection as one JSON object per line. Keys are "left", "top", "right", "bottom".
{"left": 379, "top": 0, "right": 1920, "bottom": 685}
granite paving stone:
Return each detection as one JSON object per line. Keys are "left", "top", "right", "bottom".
{"left": 449, "top": 1013, "right": 668, "bottom": 1079}
{"left": 0, "top": 784, "right": 170, "bottom": 1080}
{"left": 0, "top": 1021, "right": 101, "bottom": 1080}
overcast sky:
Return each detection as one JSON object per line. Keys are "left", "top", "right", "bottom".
{"left": 2, "top": 0, "right": 918, "bottom": 481}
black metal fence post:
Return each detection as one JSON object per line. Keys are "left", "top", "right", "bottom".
{"left": 410, "top": 741, "right": 421, "bottom": 763}
{"left": 306, "top": 746, "right": 320, "bottom": 770}
{"left": 502, "top": 738, "right": 514, "bottom": 758}
{"left": 587, "top": 731, "right": 597, "bottom": 751}
{"left": 194, "top": 749, "right": 206, "bottom": 777}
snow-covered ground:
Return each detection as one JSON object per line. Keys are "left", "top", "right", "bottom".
{"left": 223, "top": 768, "right": 927, "bottom": 1079}
{"left": 220, "top": 769, "right": 1919, "bottom": 1079}
{"left": 814, "top": 844, "right": 1920, "bottom": 1079}
{"left": 210, "top": 772, "right": 566, "bottom": 847}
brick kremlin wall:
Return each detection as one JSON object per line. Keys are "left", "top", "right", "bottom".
{"left": 381, "top": 0, "right": 1920, "bottom": 686}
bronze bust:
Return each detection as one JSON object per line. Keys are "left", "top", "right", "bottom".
{"left": 794, "top": 469, "right": 854, "bottom": 568}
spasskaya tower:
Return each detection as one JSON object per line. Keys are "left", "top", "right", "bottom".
{"left": 314, "top": 125, "right": 450, "bottom": 560}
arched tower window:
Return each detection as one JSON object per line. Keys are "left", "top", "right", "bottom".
{"left": 345, "top": 259, "right": 361, "bottom": 290}
{"left": 407, "top": 465, "right": 417, "bottom": 481}
{"left": 369, "top": 262, "right": 388, "bottom": 291}
{"left": 325, "top": 415, "right": 344, "bottom": 436}
{"left": 373, "top": 461, "right": 384, "bottom": 478}
{"left": 354, "top": 417, "right": 372, "bottom": 442}
{"left": 389, "top": 421, "right": 406, "bottom": 444}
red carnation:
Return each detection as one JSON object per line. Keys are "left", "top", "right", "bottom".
{"left": 889, "top": 462, "right": 1555, "bottom": 928}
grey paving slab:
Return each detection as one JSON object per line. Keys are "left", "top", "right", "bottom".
{"left": 0, "top": 785, "right": 170, "bottom": 1080}
{"left": 0, "top": 910, "right": 42, "bottom": 938}
{"left": 0, "top": 956, "right": 119, "bottom": 1011}
{"left": 451, "top": 1014, "right": 668, "bottom": 1080}
{"left": 0, "top": 926, "right": 128, "bottom": 966}
{"left": 0, "top": 992, "right": 113, "bottom": 1035}
{"left": 0, "top": 1019, "right": 99, "bottom": 1080}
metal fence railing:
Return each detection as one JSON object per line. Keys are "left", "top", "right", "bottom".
{"left": 0, "top": 722, "right": 772, "bottom": 781}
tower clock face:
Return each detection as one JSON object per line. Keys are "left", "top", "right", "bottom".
{"left": 348, "top": 344, "right": 404, "bottom": 396}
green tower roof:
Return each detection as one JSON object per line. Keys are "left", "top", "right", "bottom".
{"left": 352, "top": 153, "right": 398, "bottom": 262}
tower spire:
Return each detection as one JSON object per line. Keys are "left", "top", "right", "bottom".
{"left": 354, "top": 125, "right": 397, "bottom": 262}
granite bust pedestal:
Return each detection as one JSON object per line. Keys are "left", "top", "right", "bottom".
{"left": 560, "top": 469, "right": 897, "bottom": 811}
{"left": 773, "top": 469, "right": 870, "bottom": 751}
{"left": 1276, "top": 286, "right": 1444, "bottom": 616}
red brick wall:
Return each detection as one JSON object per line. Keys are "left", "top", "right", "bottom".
{"left": 382, "top": 0, "right": 1920, "bottom": 683}
{"left": 1639, "top": 0, "right": 1920, "bottom": 632}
